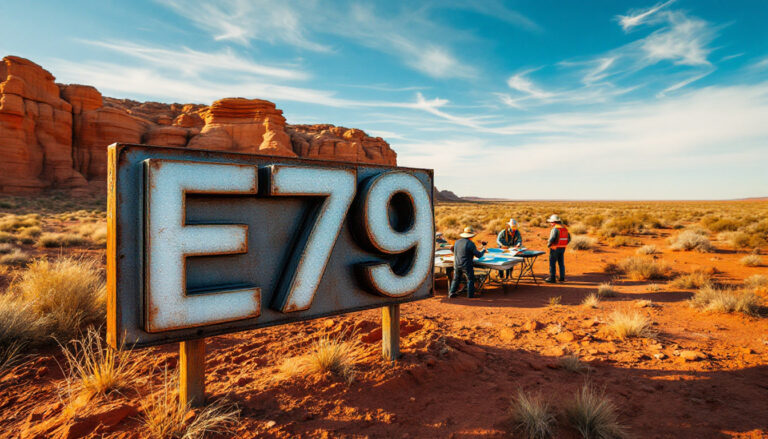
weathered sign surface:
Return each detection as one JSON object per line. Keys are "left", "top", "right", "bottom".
{"left": 107, "top": 143, "right": 434, "bottom": 348}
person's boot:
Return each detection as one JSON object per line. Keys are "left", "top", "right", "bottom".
{"left": 544, "top": 277, "right": 557, "bottom": 283}
{"left": 559, "top": 277, "right": 566, "bottom": 282}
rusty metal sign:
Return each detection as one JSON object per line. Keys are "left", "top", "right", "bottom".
{"left": 107, "top": 143, "right": 434, "bottom": 348}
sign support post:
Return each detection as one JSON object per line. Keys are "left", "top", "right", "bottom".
{"left": 381, "top": 304, "right": 400, "bottom": 362}
{"left": 180, "top": 338, "right": 206, "bottom": 407}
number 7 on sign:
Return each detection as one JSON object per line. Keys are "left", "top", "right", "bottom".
{"left": 267, "top": 165, "right": 357, "bottom": 312}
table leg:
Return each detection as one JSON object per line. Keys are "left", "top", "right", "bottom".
{"left": 529, "top": 256, "right": 539, "bottom": 285}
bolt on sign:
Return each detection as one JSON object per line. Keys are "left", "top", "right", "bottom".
{"left": 106, "top": 143, "right": 434, "bottom": 404}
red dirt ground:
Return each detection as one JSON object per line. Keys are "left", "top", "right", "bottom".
{"left": 1, "top": 225, "right": 767, "bottom": 438}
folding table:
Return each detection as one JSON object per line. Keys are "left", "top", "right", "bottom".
{"left": 435, "top": 250, "right": 523, "bottom": 294}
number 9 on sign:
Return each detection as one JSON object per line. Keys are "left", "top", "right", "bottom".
{"left": 354, "top": 172, "right": 434, "bottom": 297}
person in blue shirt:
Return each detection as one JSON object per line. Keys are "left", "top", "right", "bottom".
{"left": 496, "top": 218, "right": 522, "bottom": 248}
{"left": 496, "top": 218, "right": 523, "bottom": 279}
{"left": 435, "top": 232, "right": 450, "bottom": 249}
{"left": 448, "top": 226, "right": 487, "bottom": 299}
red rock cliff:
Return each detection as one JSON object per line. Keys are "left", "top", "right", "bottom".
{"left": 0, "top": 56, "right": 397, "bottom": 195}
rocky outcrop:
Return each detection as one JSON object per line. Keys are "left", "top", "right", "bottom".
{"left": 0, "top": 56, "right": 397, "bottom": 195}
{"left": 287, "top": 124, "right": 396, "bottom": 166}
{"left": 0, "top": 56, "right": 88, "bottom": 194}
{"left": 434, "top": 188, "right": 463, "bottom": 202}
{"left": 188, "top": 98, "right": 295, "bottom": 157}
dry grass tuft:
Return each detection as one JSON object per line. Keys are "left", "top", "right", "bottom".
{"left": 744, "top": 275, "right": 767, "bottom": 290}
{"left": 0, "top": 243, "right": 15, "bottom": 254}
{"left": 596, "top": 283, "right": 617, "bottom": 298}
{"left": 689, "top": 286, "right": 762, "bottom": 315}
{"left": 509, "top": 390, "right": 556, "bottom": 439}
{"left": 570, "top": 236, "right": 596, "bottom": 251}
{"left": 739, "top": 254, "right": 762, "bottom": 267}
{"left": 37, "top": 233, "right": 88, "bottom": 248}
{"left": 617, "top": 257, "right": 671, "bottom": 281}
{"left": 558, "top": 355, "right": 591, "bottom": 373}
{"left": 636, "top": 245, "right": 658, "bottom": 255}
{"left": 565, "top": 384, "right": 627, "bottom": 439}
{"left": 671, "top": 270, "right": 712, "bottom": 289}
{"left": 72, "top": 223, "right": 108, "bottom": 246}
{"left": 608, "top": 236, "right": 640, "bottom": 248}
{"left": 718, "top": 231, "right": 759, "bottom": 249}
{"left": 0, "top": 250, "right": 31, "bottom": 267}
{"left": 608, "top": 310, "right": 653, "bottom": 339}
{"left": 669, "top": 230, "right": 714, "bottom": 252}
{"left": 548, "top": 296, "right": 562, "bottom": 307}
{"left": 60, "top": 327, "right": 144, "bottom": 402}
{"left": 142, "top": 369, "right": 240, "bottom": 439}
{"left": 0, "top": 214, "right": 40, "bottom": 232}
{"left": 280, "top": 334, "right": 361, "bottom": 383}
{"left": 581, "top": 293, "right": 601, "bottom": 309}
{"left": 0, "top": 296, "right": 39, "bottom": 374}
{"left": 12, "top": 257, "right": 105, "bottom": 340}
{"left": 0, "top": 232, "right": 14, "bottom": 243}
{"left": 569, "top": 223, "right": 588, "bottom": 235}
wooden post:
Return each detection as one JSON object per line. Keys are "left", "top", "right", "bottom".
{"left": 180, "top": 338, "right": 206, "bottom": 407}
{"left": 382, "top": 304, "right": 400, "bottom": 362}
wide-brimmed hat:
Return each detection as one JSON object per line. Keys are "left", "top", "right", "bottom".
{"left": 507, "top": 218, "right": 518, "bottom": 227}
{"left": 459, "top": 226, "right": 477, "bottom": 238}
{"left": 435, "top": 232, "right": 443, "bottom": 237}
{"left": 547, "top": 214, "right": 561, "bottom": 223}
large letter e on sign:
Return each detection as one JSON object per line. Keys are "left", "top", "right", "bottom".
{"left": 144, "top": 160, "right": 261, "bottom": 332}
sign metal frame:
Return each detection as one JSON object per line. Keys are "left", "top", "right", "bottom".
{"left": 106, "top": 143, "right": 435, "bottom": 350}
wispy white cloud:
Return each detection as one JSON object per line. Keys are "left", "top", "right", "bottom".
{"left": 81, "top": 40, "right": 309, "bottom": 80}
{"left": 657, "top": 70, "right": 712, "bottom": 96}
{"left": 640, "top": 12, "right": 713, "bottom": 66}
{"left": 497, "top": 71, "right": 638, "bottom": 110}
{"left": 617, "top": 0, "right": 675, "bottom": 31}
{"left": 367, "top": 130, "right": 407, "bottom": 141}
{"left": 750, "top": 57, "right": 768, "bottom": 70}
{"left": 156, "top": 0, "right": 535, "bottom": 79}
{"left": 506, "top": 71, "right": 554, "bottom": 99}
{"left": 405, "top": 82, "right": 768, "bottom": 199}
{"left": 582, "top": 57, "right": 616, "bottom": 84}
{"left": 340, "top": 84, "right": 429, "bottom": 92}
{"left": 160, "top": 0, "right": 331, "bottom": 51}
{"left": 50, "top": 59, "right": 345, "bottom": 105}
{"left": 525, "top": 3, "right": 717, "bottom": 108}
{"left": 340, "top": 4, "right": 476, "bottom": 79}
{"left": 440, "top": 0, "right": 540, "bottom": 32}
{"left": 720, "top": 53, "right": 744, "bottom": 62}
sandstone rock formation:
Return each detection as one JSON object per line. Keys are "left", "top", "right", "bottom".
{"left": 0, "top": 56, "right": 88, "bottom": 194}
{"left": 0, "top": 56, "right": 397, "bottom": 195}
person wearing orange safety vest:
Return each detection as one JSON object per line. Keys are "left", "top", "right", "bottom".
{"left": 545, "top": 214, "right": 570, "bottom": 283}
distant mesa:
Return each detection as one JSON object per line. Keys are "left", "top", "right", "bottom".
{"left": 434, "top": 188, "right": 464, "bottom": 202}
{"left": 0, "top": 55, "right": 397, "bottom": 195}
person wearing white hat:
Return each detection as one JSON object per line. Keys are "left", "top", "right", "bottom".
{"left": 545, "top": 214, "right": 570, "bottom": 283}
{"left": 496, "top": 218, "right": 523, "bottom": 279}
{"left": 496, "top": 218, "right": 522, "bottom": 249}
{"left": 448, "top": 226, "right": 487, "bottom": 298}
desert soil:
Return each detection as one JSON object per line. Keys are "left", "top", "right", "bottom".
{"left": 1, "top": 215, "right": 767, "bottom": 438}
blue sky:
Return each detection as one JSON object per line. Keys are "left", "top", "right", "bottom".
{"left": 2, "top": 0, "right": 767, "bottom": 199}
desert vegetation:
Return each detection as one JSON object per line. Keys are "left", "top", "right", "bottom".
{"left": 0, "top": 195, "right": 765, "bottom": 437}
{"left": 509, "top": 391, "right": 556, "bottom": 439}
{"left": 565, "top": 384, "right": 627, "bottom": 439}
